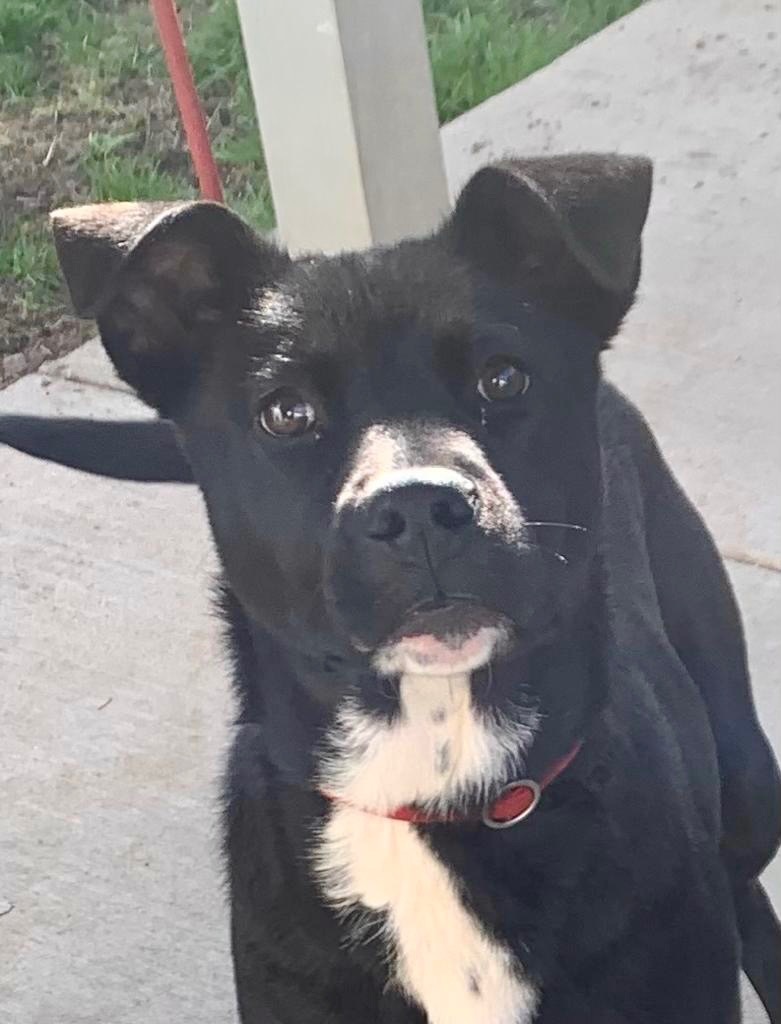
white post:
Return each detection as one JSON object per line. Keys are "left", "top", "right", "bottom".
{"left": 235, "top": 0, "right": 450, "bottom": 255}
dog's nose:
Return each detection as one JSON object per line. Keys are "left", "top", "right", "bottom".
{"left": 364, "top": 483, "right": 477, "bottom": 543}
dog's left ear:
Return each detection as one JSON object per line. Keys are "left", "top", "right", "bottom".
{"left": 51, "top": 201, "right": 289, "bottom": 415}
{"left": 446, "top": 153, "right": 653, "bottom": 340}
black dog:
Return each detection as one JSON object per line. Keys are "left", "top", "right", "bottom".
{"left": 3, "top": 154, "right": 780, "bottom": 1023}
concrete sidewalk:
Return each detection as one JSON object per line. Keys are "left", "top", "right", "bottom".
{"left": 2, "top": 0, "right": 778, "bottom": 1020}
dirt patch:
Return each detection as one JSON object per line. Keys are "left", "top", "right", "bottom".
{"left": 0, "top": 0, "right": 268, "bottom": 388}
{"left": 0, "top": 65, "right": 198, "bottom": 387}
{"left": 0, "top": 307, "right": 90, "bottom": 387}
{"left": 1, "top": 107, "right": 96, "bottom": 385}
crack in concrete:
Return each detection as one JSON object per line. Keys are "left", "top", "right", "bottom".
{"left": 721, "top": 548, "right": 781, "bottom": 576}
{"left": 42, "top": 372, "right": 131, "bottom": 396}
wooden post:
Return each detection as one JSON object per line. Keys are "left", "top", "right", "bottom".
{"left": 235, "top": 0, "right": 450, "bottom": 254}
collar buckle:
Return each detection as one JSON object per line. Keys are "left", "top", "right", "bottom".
{"left": 482, "top": 779, "right": 541, "bottom": 829}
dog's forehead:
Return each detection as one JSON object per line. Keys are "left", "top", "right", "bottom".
{"left": 242, "top": 239, "right": 601, "bottom": 395}
{"left": 251, "top": 241, "right": 473, "bottom": 361}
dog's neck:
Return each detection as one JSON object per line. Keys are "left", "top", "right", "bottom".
{"left": 220, "top": 557, "right": 608, "bottom": 796}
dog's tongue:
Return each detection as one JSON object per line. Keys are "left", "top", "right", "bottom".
{"left": 398, "top": 631, "right": 490, "bottom": 668}
{"left": 396, "top": 601, "right": 502, "bottom": 639}
{"left": 387, "top": 625, "right": 502, "bottom": 675}
{"left": 377, "top": 603, "right": 507, "bottom": 675}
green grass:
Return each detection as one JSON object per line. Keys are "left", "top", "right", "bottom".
{"left": 0, "top": 220, "right": 60, "bottom": 309}
{"left": 0, "top": 0, "right": 644, "bottom": 362}
{"left": 425, "top": 0, "right": 643, "bottom": 122}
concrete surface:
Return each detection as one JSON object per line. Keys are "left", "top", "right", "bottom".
{"left": 2, "top": 0, "right": 779, "bottom": 1021}
{"left": 0, "top": 376, "right": 235, "bottom": 1023}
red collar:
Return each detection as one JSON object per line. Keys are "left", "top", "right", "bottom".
{"left": 323, "top": 740, "right": 582, "bottom": 830}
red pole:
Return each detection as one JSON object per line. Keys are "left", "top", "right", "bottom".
{"left": 149, "top": 0, "right": 225, "bottom": 203}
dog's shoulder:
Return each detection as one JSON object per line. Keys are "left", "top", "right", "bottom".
{"left": 597, "top": 380, "right": 662, "bottom": 471}
{"left": 596, "top": 379, "right": 683, "bottom": 542}
{"left": 596, "top": 381, "right": 658, "bottom": 556}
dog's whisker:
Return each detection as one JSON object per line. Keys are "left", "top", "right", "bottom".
{"left": 526, "top": 522, "right": 583, "bottom": 565}
{"left": 525, "top": 521, "right": 588, "bottom": 533}
{"left": 529, "top": 544, "right": 570, "bottom": 566}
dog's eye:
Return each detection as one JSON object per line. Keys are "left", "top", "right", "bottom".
{"left": 257, "top": 389, "right": 317, "bottom": 438}
{"left": 477, "top": 356, "right": 531, "bottom": 402}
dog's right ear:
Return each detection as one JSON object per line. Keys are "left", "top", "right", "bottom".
{"left": 445, "top": 154, "right": 652, "bottom": 342}
{"left": 51, "top": 201, "right": 289, "bottom": 415}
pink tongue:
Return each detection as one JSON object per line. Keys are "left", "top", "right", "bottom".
{"left": 400, "top": 632, "right": 487, "bottom": 666}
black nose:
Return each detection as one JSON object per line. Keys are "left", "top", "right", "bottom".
{"left": 364, "top": 483, "right": 477, "bottom": 543}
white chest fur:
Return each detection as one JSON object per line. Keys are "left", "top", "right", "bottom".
{"left": 314, "top": 673, "right": 539, "bottom": 1024}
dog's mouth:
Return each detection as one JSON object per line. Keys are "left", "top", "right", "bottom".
{"left": 373, "top": 599, "right": 512, "bottom": 676}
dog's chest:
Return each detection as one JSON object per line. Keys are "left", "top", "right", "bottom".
{"left": 315, "top": 674, "right": 538, "bottom": 1024}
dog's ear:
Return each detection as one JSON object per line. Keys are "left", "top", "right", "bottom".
{"left": 447, "top": 153, "right": 653, "bottom": 340}
{"left": 51, "top": 201, "right": 289, "bottom": 414}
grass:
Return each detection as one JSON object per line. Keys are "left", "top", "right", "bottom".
{"left": 424, "top": 0, "right": 643, "bottom": 121}
{"left": 0, "top": 0, "right": 644, "bottom": 366}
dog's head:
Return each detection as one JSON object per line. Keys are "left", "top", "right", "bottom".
{"left": 51, "top": 154, "right": 651, "bottom": 695}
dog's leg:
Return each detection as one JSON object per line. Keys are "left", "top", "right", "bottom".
{"left": 605, "top": 386, "right": 781, "bottom": 883}
{"left": 642, "top": 453, "right": 781, "bottom": 884}
{"left": 733, "top": 880, "right": 781, "bottom": 1024}
{"left": 627, "top": 405, "right": 781, "bottom": 1022}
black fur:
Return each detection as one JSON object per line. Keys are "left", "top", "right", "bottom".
{"left": 3, "top": 154, "right": 779, "bottom": 1023}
